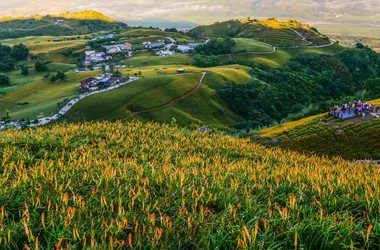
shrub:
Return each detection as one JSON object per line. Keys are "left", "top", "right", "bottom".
{"left": 0, "top": 74, "right": 10, "bottom": 86}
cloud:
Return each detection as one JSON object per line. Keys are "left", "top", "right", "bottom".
{"left": 0, "top": 0, "right": 378, "bottom": 22}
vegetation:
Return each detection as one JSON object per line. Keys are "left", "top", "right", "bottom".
{"left": 50, "top": 70, "right": 66, "bottom": 82}
{"left": 193, "top": 55, "right": 220, "bottom": 67}
{"left": 0, "top": 74, "right": 10, "bottom": 86}
{"left": 195, "top": 38, "right": 236, "bottom": 55}
{"left": 0, "top": 43, "right": 29, "bottom": 72}
{"left": 0, "top": 121, "right": 379, "bottom": 248}
{"left": 218, "top": 48, "right": 380, "bottom": 129}
{"left": 232, "top": 38, "right": 274, "bottom": 53}
{"left": 21, "top": 66, "right": 29, "bottom": 76}
{"left": 189, "top": 18, "right": 330, "bottom": 47}
{"left": 62, "top": 65, "right": 250, "bottom": 130}
{"left": 365, "top": 78, "right": 380, "bottom": 99}
{"left": 0, "top": 11, "right": 126, "bottom": 39}
{"left": 35, "top": 61, "right": 49, "bottom": 72}
{"left": 0, "top": 71, "right": 98, "bottom": 121}
{"left": 261, "top": 114, "right": 380, "bottom": 160}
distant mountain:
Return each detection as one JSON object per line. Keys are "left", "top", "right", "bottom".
{"left": 189, "top": 18, "right": 330, "bottom": 47}
{"left": 248, "top": 0, "right": 380, "bottom": 19}
{"left": 0, "top": 10, "right": 116, "bottom": 23}
{"left": 126, "top": 17, "right": 198, "bottom": 30}
{"left": 0, "top": 11, "right": 126, "bottom": 39}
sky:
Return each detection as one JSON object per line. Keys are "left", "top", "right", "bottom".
{"left": 0, "top": 0, "right": 379, "bottom": 24}
{"left": 0, "top": 0, "right": 247, "bottom": 22}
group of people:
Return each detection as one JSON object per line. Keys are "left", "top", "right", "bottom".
{"left": 330, "top": 100, "right": 379, "bottom": 119}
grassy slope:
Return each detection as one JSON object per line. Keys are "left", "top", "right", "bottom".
{"left": 189, "top": 18, "right": 330, "bottom": 47}
{"left": 63, "top": 65, "right": 251, "bottom": 130}
{"left": 0, "top": 71, "right": 99, "bottom": 120}
{"left": 119, "top": 28, "right": 193, "bottom": 43}
{"left": 220, "top": 43, "right": 344, "bottom": 68}
{"left": 0, "top": 121, "right": 378, "bottom": 248}
{"left": 260, "top": 98, "right": 380, "bottom": 160}
{"left": 124, "top": 54, "right": 193, "bottom": 67}
{"left": 232, "top": 38, "right": 274, "bottom": 53}
{"left": 0, "top": 35, "right": 87, "bottom": 64}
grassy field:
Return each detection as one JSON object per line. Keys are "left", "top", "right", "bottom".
{"left": 124, "top": 54, "right": 193, "bottom": 67}
{"left": 0, "top": 71, "right": 99, "bottom": 120}
{"left": 0, "top": 36, "right": 88, "bottom": 54}
{"left": 232, "top": 38, "right": 274, "bottom": 53}
{"left": 219, "top": 43, "right": 344, "bottom": 68}
{"left": 0, "top": 35, "right": 87, "bottom": 64}
{"left": 260, "top": 98, "right": 380, "bottom": 160}
{"left": 267, "top": 116, "right": 380, "bottom": 160}
{"left": 0, "top": 121, "right": 379, "bottom": 248}
{"left": 62, "top": 65, "right": 251, "bottom": 130}
{"left": 119, "top": 28, "right": 193, "bottom": 43}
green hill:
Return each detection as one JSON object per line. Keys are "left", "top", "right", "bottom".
{"left": 0, "top": 120, "right": 379, "bottom": 248}
{"left": 259, "top": 99, "right": 380, "bottom": 160}
{"left": 0, "top": 11, "right": 126, "bottom": 39}
{"left": 62, "top": 65, "right": 251, "bottom": 130}
{"left": 189, "top": 18, "right": 330, "bottom": 47}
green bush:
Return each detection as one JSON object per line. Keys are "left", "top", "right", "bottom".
{"left": 0, "top": 74, "right": 10, "bottom": 86}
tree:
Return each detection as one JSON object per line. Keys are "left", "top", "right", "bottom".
{"left": 0, "top": 44, "right": 11, "bottom": 58}
{"left": 50, "top": 70, "right": 66, "bottom": 82}
{"left": 193, "top": 55, "right": 220, "bottom": 67}
{"left": 11, "top": 44, "right": 29, "bottom": 61}
{"left": 21, "top": 66, "right": 29, "bottom": 75}
{"left": 0, "top": 74, "right": 10, "bottom": 86}
{"left": 365, "top": 78, "right": 380, "bottom": 99}
{"left": 0, "top": 58, "right": 15, "bottom": 72}
{"left": 35, "top": 61, "right": 49, "bottom": 72}
{"left": 195, "top": 38, "right": 236, "bottom": 55}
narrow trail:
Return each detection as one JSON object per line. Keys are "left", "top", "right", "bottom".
{"left": 129, "top": 72, "right": 207, "bottom": 117}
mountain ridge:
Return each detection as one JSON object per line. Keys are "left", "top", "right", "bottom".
{"left": 0, "top": 10, "right": 116, "bottom": 23}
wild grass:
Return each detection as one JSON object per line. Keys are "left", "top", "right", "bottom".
{"left": 0, "top": 120, "right": 379, "bottom": 248}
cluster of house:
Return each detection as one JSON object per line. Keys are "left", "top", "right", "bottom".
{"left": 143, "top": 41, "right": 166, "bottom": 49}
{"left": 142, "top": 39, "right": 200, "bottom": 57}
{"left": 176, "top": 43, "right": 199, "bottom": 53}
{"left": 80, "top": 73, "right": 126, "bottom": 91}
{"left": 84, "top": 42, "right": 133, "bottom": 65}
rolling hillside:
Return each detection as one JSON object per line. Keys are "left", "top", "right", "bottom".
{"left": 189, "top": 18, "right": 330, "bottom": 48}
{"left": 0, "top": 11, "right": 126, "bottom": 39}
{"left": 260, "top": 99, "right": 380, "bottom": 160}
{"left": 0, "top": 120, "right": 379, "bottom": 248}
{"left": 62, "top": 65, "right": 251, "bottom": 130}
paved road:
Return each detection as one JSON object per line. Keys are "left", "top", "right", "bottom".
{"left": 0, "top": 77, "right": 140, "bottom": 130}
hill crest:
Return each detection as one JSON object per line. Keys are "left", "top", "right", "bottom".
{"left": 0, "top": 10, "right": 116, "bottom": 23}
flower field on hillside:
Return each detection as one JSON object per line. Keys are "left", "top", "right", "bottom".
{"left": 0, "top": 121, "right": 379, "bottom": 249}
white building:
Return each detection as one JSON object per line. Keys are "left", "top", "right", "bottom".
{"left": 177, "top": 43, "right": 199, "bottom": 53}
{"left": 84, "top": 51, "right": 112, "bottom": 65}
{"left": 103, "top": 43, "right": 133, "bottom": 56}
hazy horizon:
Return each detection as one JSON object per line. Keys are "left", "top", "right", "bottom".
{"left": 1, "top": 0, "right": 379, "bottom": 25}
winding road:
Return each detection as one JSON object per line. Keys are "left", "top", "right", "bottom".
{"left": 0, "top": 77, "right": 140, "bottom": 130}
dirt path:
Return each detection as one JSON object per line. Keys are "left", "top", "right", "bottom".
{"left": 130, "top": 72, "right": 207, "bottom": 116}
